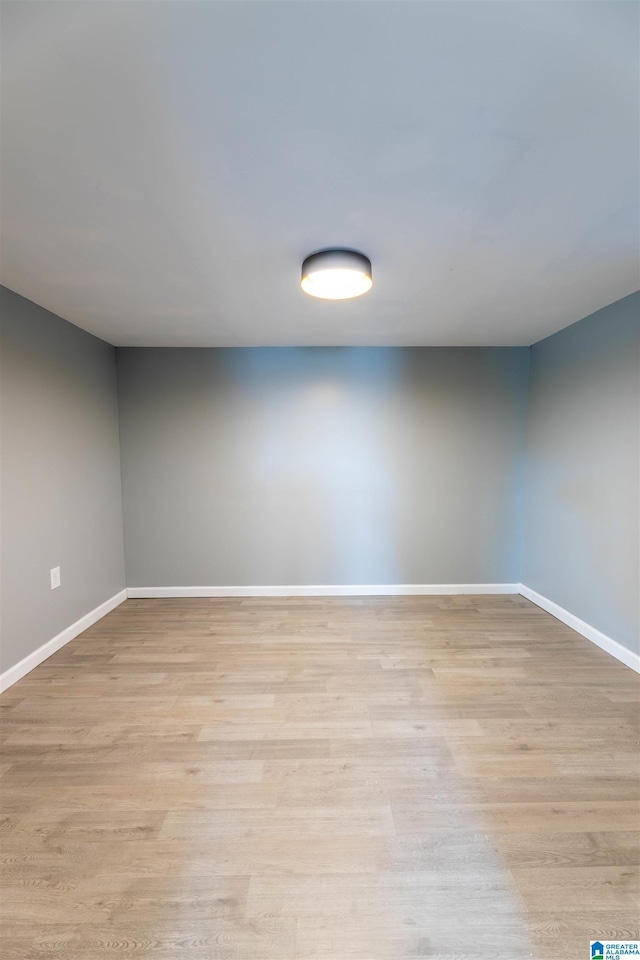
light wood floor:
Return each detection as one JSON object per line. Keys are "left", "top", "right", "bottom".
{"left": 1, "top": 595, "right": 639, "bottom": 959}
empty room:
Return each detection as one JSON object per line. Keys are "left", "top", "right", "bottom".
{"left": 1, "top": 2, "right": 639, "bottom": 959}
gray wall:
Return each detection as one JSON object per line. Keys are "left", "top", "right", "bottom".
{"left": 118, "top": 347, "right": 529, "bottom": 587}
{"left": 0, "top": 287, "right": 126, "bottom": 673}
{"left": 3, "top": 284, "right": 636, "bottom": 665}
{"left": 523, "top": 292, "right": 640, "bottom": 654}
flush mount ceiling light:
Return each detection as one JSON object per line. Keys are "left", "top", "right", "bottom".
{"left": 301, "top": 249, "right": 372, "bottom": 300}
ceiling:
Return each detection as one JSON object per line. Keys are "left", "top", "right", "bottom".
{"left": 1, "top": 1, "right": 638, "bottom": 347}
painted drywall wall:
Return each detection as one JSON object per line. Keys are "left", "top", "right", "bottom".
{"left": 118, "top": 347, "right": 529, "bottom": 587}
{"left": 524, "top": 291, "right": 640, "bottom": 654}
{"left": 2, "top": 280, "right": 636, "bottom": 661}
{"left": 0, "top": 287, "right": 126, "bottom": 674}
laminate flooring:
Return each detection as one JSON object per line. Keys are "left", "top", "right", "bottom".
{"left": 1, "top": 596, "right": 639, "bottom": 959}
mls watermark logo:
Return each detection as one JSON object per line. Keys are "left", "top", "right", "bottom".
{"left": 591, "top": 942, "right": 640, "bottom": 959}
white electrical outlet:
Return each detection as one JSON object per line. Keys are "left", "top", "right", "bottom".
{"left": 50, "top": 566, "right": 61, "bottom": 590}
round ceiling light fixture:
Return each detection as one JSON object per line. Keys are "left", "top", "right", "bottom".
{"left": 301, "top": 249, "right": 372, "bottom": 300}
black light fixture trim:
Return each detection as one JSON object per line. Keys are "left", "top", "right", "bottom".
{"left": 301, "top": 248, "right": 373, "bottom": 300}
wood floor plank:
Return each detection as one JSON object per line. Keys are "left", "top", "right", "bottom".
{"left": 1, "top": 594, "right": 638, "bottom": 959}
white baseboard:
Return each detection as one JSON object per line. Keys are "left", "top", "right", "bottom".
{"left": 518, "top": 584, "right": 640, "bottom": 674}
{"left": 6, "top": 583, "right": 634, "bottom": 689}
{"left": 127, "top": 583, "right": 519, "bottom": 599}
{"left": 0, "top": 589, "right": 128, "bottom": 693}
